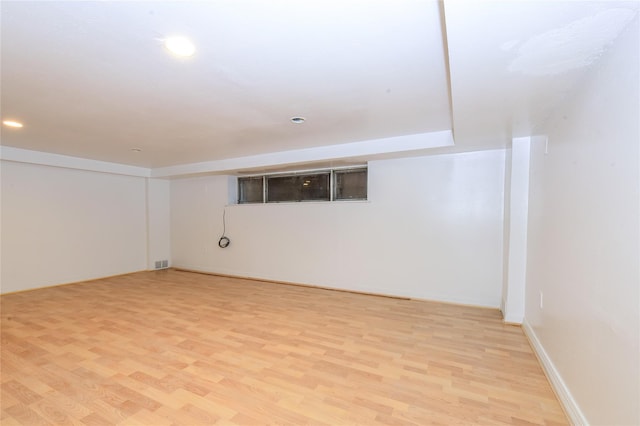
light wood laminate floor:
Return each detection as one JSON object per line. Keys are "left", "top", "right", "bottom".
{"left": 1, "top": 270, "right": 567, "bottom": 425}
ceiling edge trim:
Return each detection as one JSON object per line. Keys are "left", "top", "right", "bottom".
{"left": 0, "top": 146, "right": 151, "bottom": 178}
{"left": 151, "top": 130, "right": 454, "bottom": 178}
{"left": 0, "top": 130, "right": 454, "bottom": 179}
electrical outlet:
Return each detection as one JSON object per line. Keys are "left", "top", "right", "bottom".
{"left": 539, "top": 291, "right": 544, "bottom": 309}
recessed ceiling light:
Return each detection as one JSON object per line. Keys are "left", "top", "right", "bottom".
{"left": 164, "top": 36, "right": 196, "bottom": 57}
{"left": 3, "top": 120, "right": 24, "bottom": 128}
{"left": 290, "top": 117, "right": 306, "bottom": 124}
{"left": 130, "top": 148, "right": 142, "bottom": 152}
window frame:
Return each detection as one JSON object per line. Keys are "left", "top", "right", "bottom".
{"left": 266, "top": 171, "right": 331, "bottom": 203}
{"left": 332, "top": 168, "right": 368, "bottom": 201}
{"left": 236, "top": 166, "right": 367, "bottom": 204}
{"left": 237, "top": 175, "right": 265, "bottom": 204}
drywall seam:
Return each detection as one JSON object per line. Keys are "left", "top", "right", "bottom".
{"left": 522, "top": 320, "right": 589, "bottom": 426}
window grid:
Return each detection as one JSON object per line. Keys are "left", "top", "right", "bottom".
{"left": 237, "top": 167, "right": 367, "bottom": 204}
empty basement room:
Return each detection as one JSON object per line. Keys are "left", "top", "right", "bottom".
{"left": 1, "top": 1, "right": 638, "bottom": 425}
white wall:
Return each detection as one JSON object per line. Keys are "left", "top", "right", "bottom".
{"left": 0, "top": 161, "right": 148, "bottom": 293}
{"left": 524, "top": 17, "right": 639, "bottom": 426}
{"left": 171, "top": 150, "right": 505, "bottom": 307}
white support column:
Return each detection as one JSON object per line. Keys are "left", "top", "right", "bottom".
{"left": 502, "top": 137, "right": 531, "bottom": 324}
{"left": 146, "top": 178, "right": 172, "bottom": 270}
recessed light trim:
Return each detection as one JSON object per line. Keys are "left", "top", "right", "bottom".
{"left": 164, "top": 36, "right": 196, "bottom": 57}
{"left": 290, "top": 117, "right": 306, "bottom": 124}
{"left": 3, "top": 120, "right": 24, "bottom": 128}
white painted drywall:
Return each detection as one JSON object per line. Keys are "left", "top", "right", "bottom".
{"left": 171, "top": 150, "right": 505, "bottom": 307}
{"left": 525, "top": 16, "right": 639, "bottom": 426}
{"left": 0, "top": 161, "right": 148, "bottom": 293}
{"left": 502, "top": 137, "right": 531, "bottom": 324}
{"left": 146, "top": 178, "right": 171, "bottom": 270}
{"left": 0, "top": 146, "right": 150, "bottom": 177}
{"left": 501, "top": 147, "right": 512, "bottom": 314}
{"left": 151, "top": 131, "right": 454, "bottom": 177}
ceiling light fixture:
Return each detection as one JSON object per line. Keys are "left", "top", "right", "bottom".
{"left": 290, "top": 117, "right": 306, "bottom": 124}
{"left": 2, "top": 120, "right": 24, "bottom": 128}
{"left": 164, "top": 36, "right": 196, "bottom": 57}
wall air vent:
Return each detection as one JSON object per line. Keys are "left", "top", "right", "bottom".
{"left": 155, "top": 260, "right": 169, "bottom": 270}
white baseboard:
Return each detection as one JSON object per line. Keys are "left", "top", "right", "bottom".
{"left": 171, "top": 264, "right": 500, "bottom": 308}
{"left": 502, "top": 313, "right": 523, "bottom": 324}
{"left": 522, "top": 320, "right": 588, "bottom": 426}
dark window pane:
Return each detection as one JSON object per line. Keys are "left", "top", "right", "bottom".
{"left": 267, "top": 173, "right": 330, "bottom": 202}
{"left": 238, "top": 177, "right": 263, "bottom": 203}
{"left": 334, "top": 169, "right": 367, "bottom": 200}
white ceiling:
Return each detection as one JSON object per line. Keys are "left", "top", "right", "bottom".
{"left": 1, "top": 0, "right": 637, "bottom": 174}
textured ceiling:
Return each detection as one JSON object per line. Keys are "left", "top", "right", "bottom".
{"left": 1, "top": 1, "right": 637, "bottom": 172}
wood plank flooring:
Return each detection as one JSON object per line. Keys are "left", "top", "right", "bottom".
{"left": 1, "top": 270, "right": 567, "bottom": 425}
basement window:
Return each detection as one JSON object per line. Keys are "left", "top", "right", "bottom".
{"left": 267, "top": 172, "right": 330, "bottom": 202}
{"left": 334, "top": 168, "right": 367, "bottom": 200}
{"left": 237, "top": 176, "right": 264, "bottom": 204}
{"left": 237, "top": 167, "right": 367, "bottom": 204}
